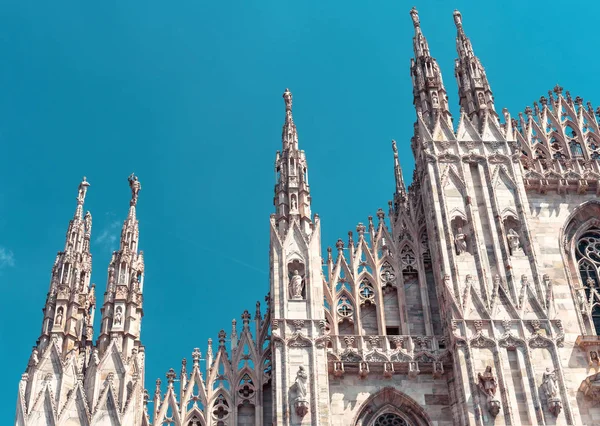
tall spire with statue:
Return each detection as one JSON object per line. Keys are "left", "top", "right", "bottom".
{"left": 35, "top": 176, "right": 95, "bottom": 355}
{"left": 96, "top": 173, "right": 145, "bottom": 357}
{"left": 274, "top": 88, "right": 313, "bottom": 236}
{"left": 409, "top": 7, "right": 452, "bottom": 132}
{"left": 453, "top": 10, "right": 498, "bottom": 128}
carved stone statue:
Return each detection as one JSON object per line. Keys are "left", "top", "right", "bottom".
{"left": 542, "top": 368, "right": 562, "bottom": 416}
{"left": 292, "top": 366, "right": 309, "bottom": 417}
{"left": 478, "top": 366, "right": 500, "bottom": 416}
{"left": 114, "top": 306, "right": 123, "bottom": 326}
{"left": 542, "top": 367, "right": 558, "bottom": 398}
{"left": 128, "top": 173, "right": 141, "bottom": 206}
{"left": 291, "top": 196, "right": 298, "bottom": 211}
{"left": 455, "top": 228, "right": 467, "bottom": 255}
{"left": 77, "top": 177, "right": 90, "bottom": 204}
{"left": 54, "top": 308, "right": 64, "bottom": 326}
{"left": 478, "top": 92, "right": 486, "bottom": 106}
{"left": 289, "top": 270, "right": 304, "bottom": 300}
{"left": 507, "top": 228, "right": 521, "bottom": 254}
{"left": 432, "top": 91, "right": 439, "bottom": 106}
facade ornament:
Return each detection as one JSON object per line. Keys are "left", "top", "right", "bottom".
{"left": 542, "top": 367, "right": 562, "bottom": 416}
{"left": 478, "top": 366, "right": 500, "bottom": 417}
{"left": 433, "top": 361, "right": 444, "bottom": 379}
{"left": 291, "top": 366, "right": 309, "bottom": 417}
{"left": 507, "top": 228, "right": 521, "bottom": 254}
{"left": 408, "top": 361, "right": 420, "bottom": 379}
{"left": 359, "top": 361, "right": 369, "bottom": 378}
{"left": 454, "top": 227, "right": 467, "bottom": 255}
{"left": 289, "top": 270, "right": 304, "bottom": 300}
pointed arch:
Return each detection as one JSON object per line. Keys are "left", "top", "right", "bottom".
{"left": 352, "top": 387, "right": 432, "bottom": 426}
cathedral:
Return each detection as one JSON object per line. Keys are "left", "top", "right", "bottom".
{"left": 14, "top": 7, "right": 600, "bottom": 426}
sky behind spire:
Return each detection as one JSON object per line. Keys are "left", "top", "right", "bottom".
{"left": 1, "top": 0, "right": 599, "bottom": 418}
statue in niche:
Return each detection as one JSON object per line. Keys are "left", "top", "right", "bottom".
{"left": 431, "top": 91, "right": 439, "bottom": 106}
{"left": 478, "top": 366, "right": 500, "bottom": 417}
{"left": 478, "top": 92, "right": 485, "bottom": 106}
{"left": 454, "top": 227, "right": 467, "bottom": 255}
{"left": 542, "top": 367, "right": 562, "bottom": 416}
{"left": 114, "top": 306, "right": 123, "bottom": 326}
{"left": 542, "top": 368, "right": 558, "bottom": 399}
{"left": 54, "top": 308, "right": 64, "bottom": 326}
{"left": 291, "top": 366, "right": 309, "bottom": 417}
{"left": 478, "top": 366, "right": 497, "bottom": 398}
{"left": 507, "top": 228, "right": 521, "bottom": 254}
{"left": 289, "top": 270, "right": 304, "bottom": 300}
{"left": 291, "top": 195, "right": 298, "bottom": 212}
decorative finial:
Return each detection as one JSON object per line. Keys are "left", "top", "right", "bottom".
{"left": 283, "top": 88, "right": 293, "bottom": 111}
{"left": 77, "top": 177, "right": 90, "bottom": 205}
{"left": 553, "top": 84, "right": 563, "bottom": 96}
{"left": 392, "top": 140, "right": 398, "bottom": 155}
{"left": 453, "top": 10, "right": 463, "bottom": 27}
{"left": 128, "top": 173, "right": 141, "bottom": 207}
{"left": 409, "top": 7, "right": 420, "bottom": 27}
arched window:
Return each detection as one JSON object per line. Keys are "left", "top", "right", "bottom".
{"left": 575, "top": 227, "right": 600, "bottom": 333}
{"left": 373, "top": 413, "right": 411, "bottom": 426}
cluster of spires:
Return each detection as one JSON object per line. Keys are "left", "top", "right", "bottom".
{"left": 36, "top": 172, "right": 143, "bottom": 357}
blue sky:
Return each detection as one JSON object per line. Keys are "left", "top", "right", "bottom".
{"left": 1, "top": 0, "right": 599, "bottom": 419}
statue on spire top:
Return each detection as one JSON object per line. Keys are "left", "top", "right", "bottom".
{"left": 409, "top": 7, "right": 420, "bottom": 27}
{"left": 77, "top": 177, "right": 90, "bottom": 205}
{"left": 453, "top": 10, "right": 463, "bottom": 27}
{"left": 128, "top": 173, "right": 141, "bottom": 206}
{"left": 283, "top": 88, "right": 293, "bottom": 111}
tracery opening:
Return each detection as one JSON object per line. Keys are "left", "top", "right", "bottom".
{"left": 576, "top": 227, "right": 600, "bottom": 333}
{"left": 373, "top": 413, "right": 411, "bottom": 426}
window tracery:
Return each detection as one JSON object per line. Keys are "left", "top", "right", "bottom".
{"left": 372, "top": 413, "right": 411, "bottom": 426}
{"left": 359, "top": 279, "right": 375, "bottom": 304}
{"left": 575, "top": 227, "right": 600, "bottom": 333}
{"left": 337, "top": 296, "right": 354, "bottom": 319}
{"left": 212, "top": 394, "right": 230, "bottom": 422}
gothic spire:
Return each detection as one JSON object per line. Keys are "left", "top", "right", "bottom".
{"left": 409, "top": 7, "right": 452, "bottom": 131}
{"left": 36, "top": 177, "right": 95, "bottom": 354}
{"left": 97, "top": 174, "right": 145, "bottom": 357}
{"left": 453, "top": 10, "right": 498, "bottom": 127}
{"left": 392, "top": 140, "right": 406, "bottom": 200}
{"left": 274, "top": 89, "right": 312, "bottom": 235}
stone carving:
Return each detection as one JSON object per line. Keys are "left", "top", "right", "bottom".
{"left": 542, "top": 367, "right": 562, "bottom": 416}
{"left": 54, "top": 307, "right": 64, "bottom": 326}
{"left": 291, "top": 366, "right": 309, "bottom": 417}
{"left": 114, "top": 306, "right": 123, "bottom": 326}
{"left": 128, "top": 173, "right": 141, "bottom": 206}
{"left": 454, "top": 227, "right": 467, "bottom": 255}
{"left": 289, "top": 270, "right": 304, "bottom": 300}
{"left": 478, "top": 366, "right": 500, "bottom": 417}
{"left": 507, "top": 228, "right": 521, "bottom": 254}
{"left": 291, "top": 195, "right": 298, "bottom": 211}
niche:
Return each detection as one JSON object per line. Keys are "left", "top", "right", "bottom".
{"left": 503, "top": 215, "right": 523, "bottom": 256}
{"left": 287, "top": 259, "right": 306, "bottom": 300}
{"left": 451, "top": 216, "right": 470, "bottom": 256}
